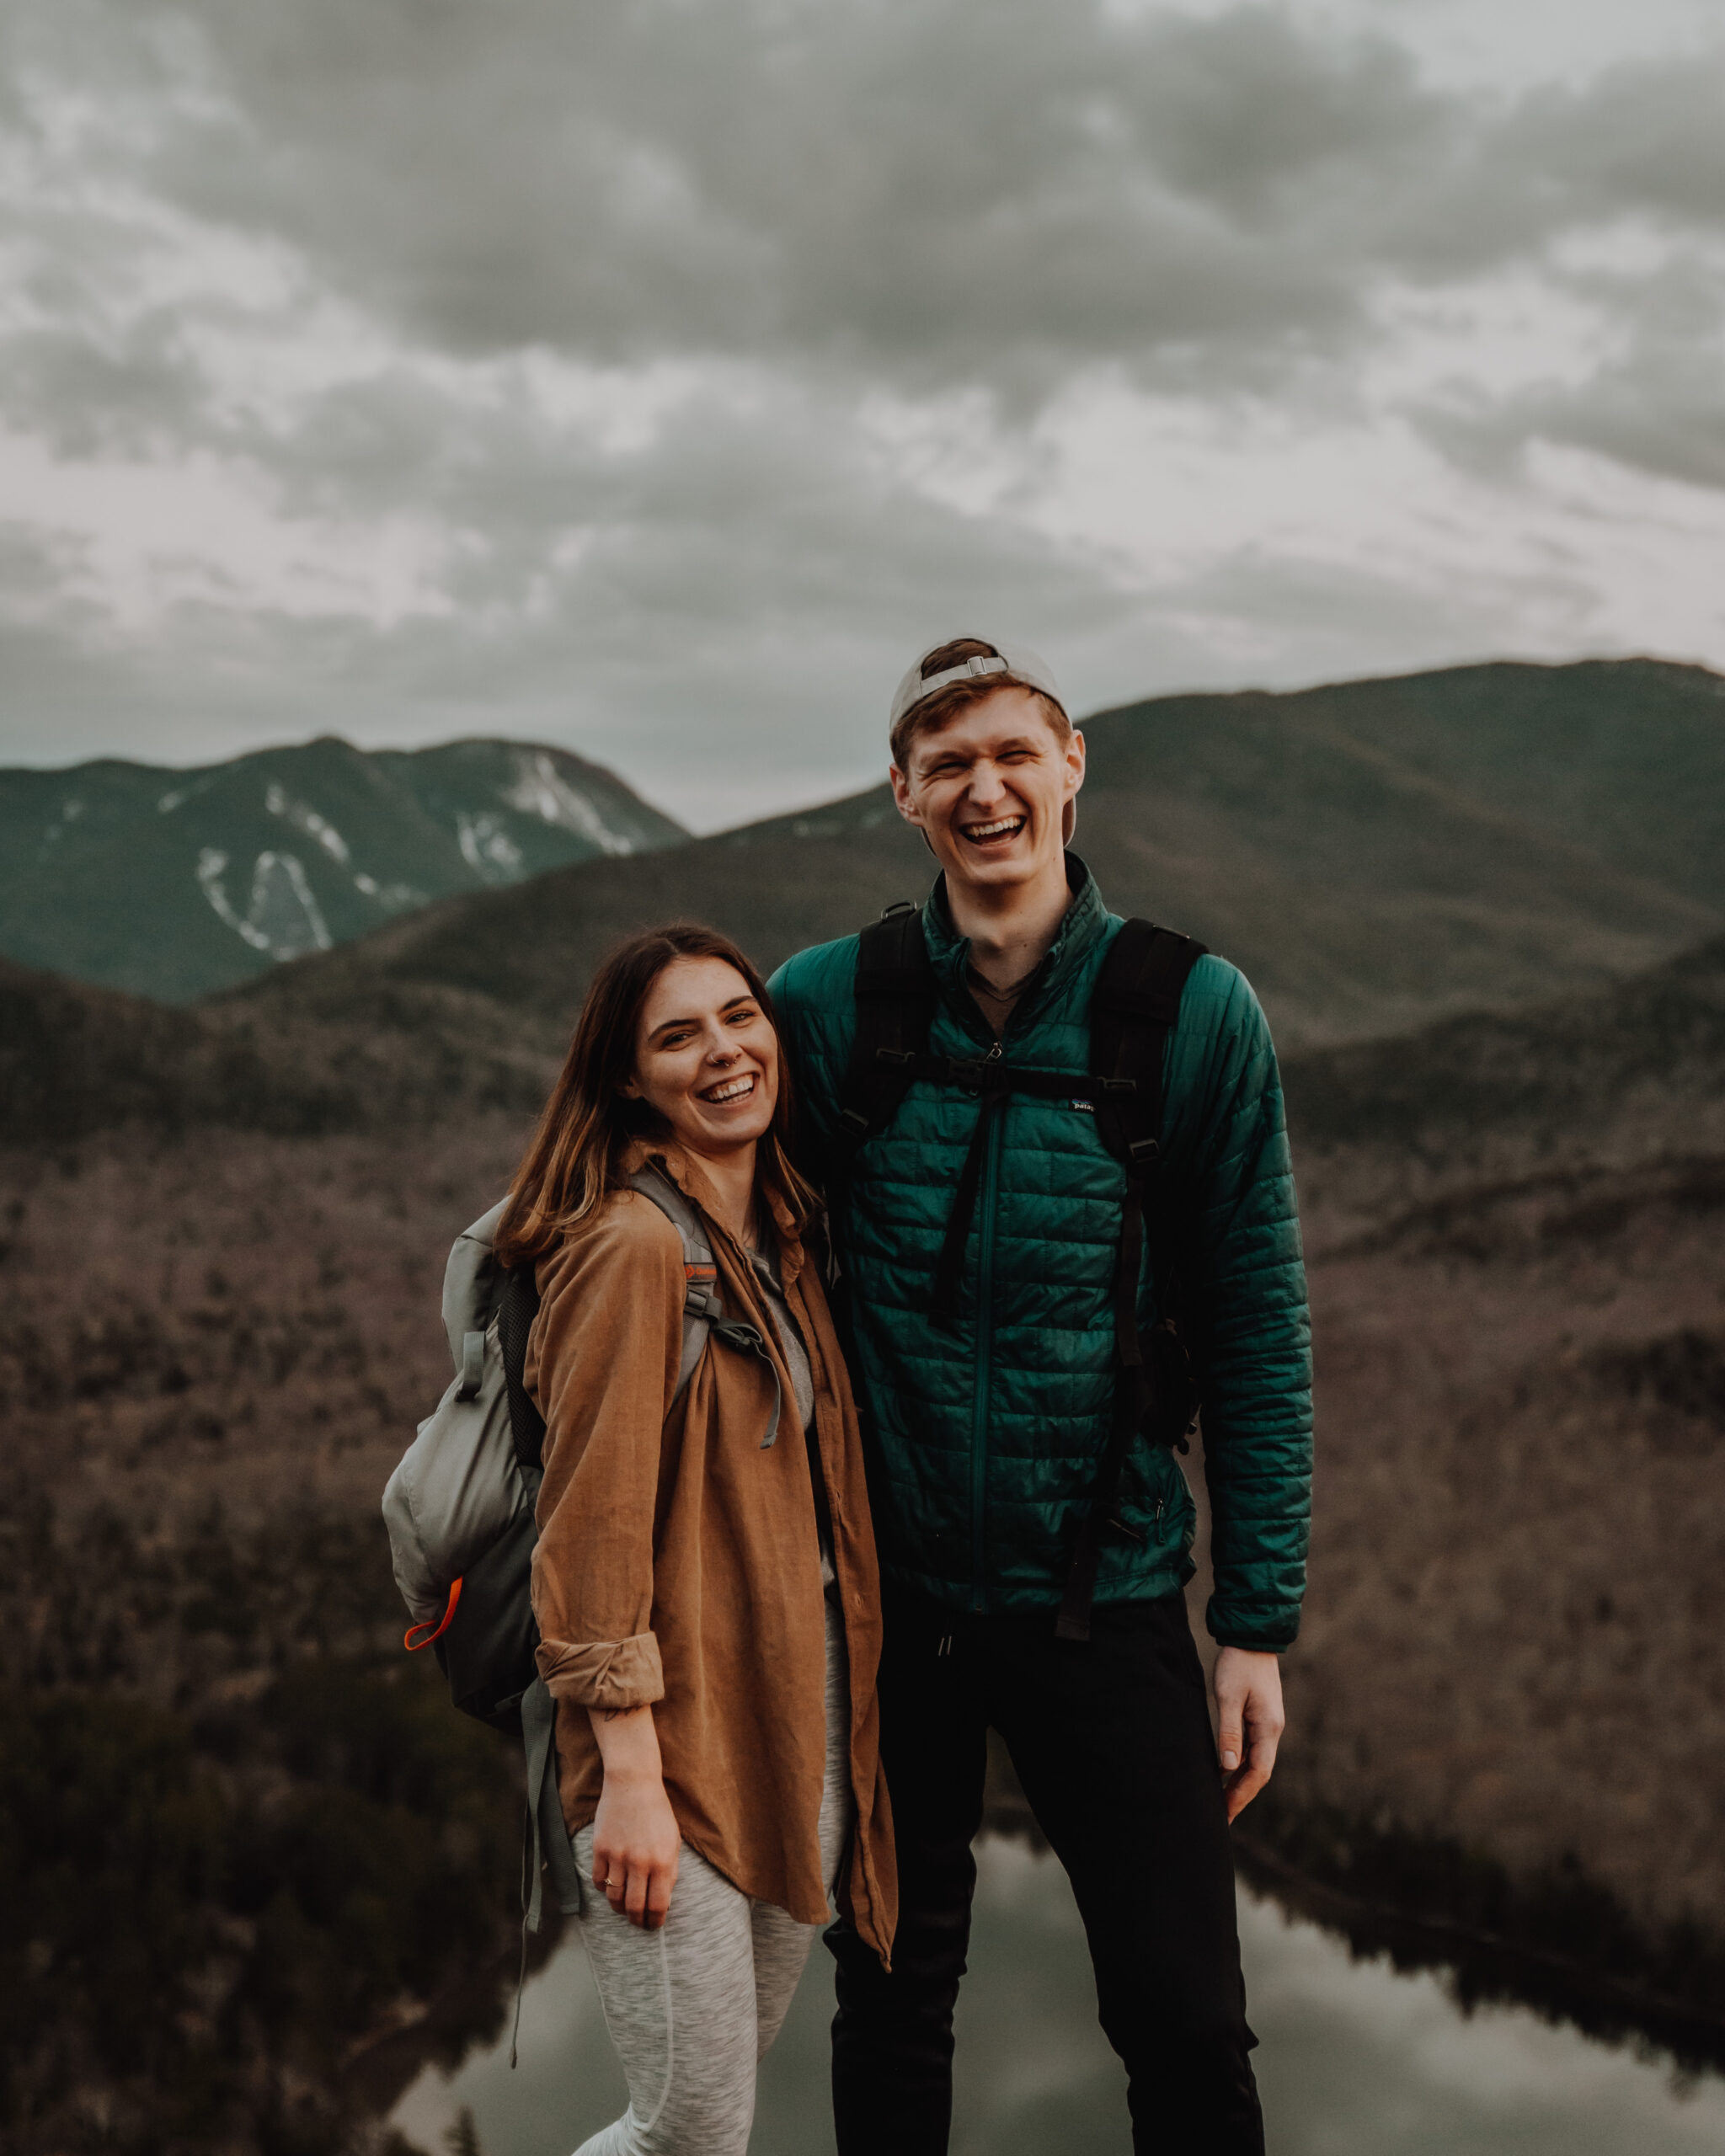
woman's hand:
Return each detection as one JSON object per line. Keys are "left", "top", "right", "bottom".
{"left": 587, "top": 1704, "right": 681, "bottom": 1928}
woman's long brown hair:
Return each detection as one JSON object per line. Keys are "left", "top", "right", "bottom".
{"left": 493, "top": 923, "right": 818, "bottom": 1268}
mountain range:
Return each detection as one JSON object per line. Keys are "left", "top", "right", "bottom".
{"left": 0, "top": 735, "right": 687, "bottom": 1002}
{"left": 197, "top": 659, "right": 1725, "bottom": 1094}
{"left": 7, "top": 657, "right": 1723, "bottom": 1036}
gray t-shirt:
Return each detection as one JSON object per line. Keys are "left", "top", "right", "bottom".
{"left": 746, "top": 1246, "right": 837, "bottom": 1594}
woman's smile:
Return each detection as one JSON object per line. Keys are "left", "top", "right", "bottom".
{"left": 698, "top": 1070, "right": 758, "bottom": 1106}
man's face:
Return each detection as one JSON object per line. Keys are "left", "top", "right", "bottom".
{"left": 889, "top": 686, "right": 1086, "bottom": 896}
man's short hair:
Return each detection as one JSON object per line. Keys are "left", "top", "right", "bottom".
{"left": 889, "top": 638, "right": 1071, "bottom": 771}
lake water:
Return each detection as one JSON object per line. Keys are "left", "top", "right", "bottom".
{"left": 391, "top": 1839, "right": 1725, "bottom": 2155}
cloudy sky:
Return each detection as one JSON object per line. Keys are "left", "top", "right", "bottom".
{"left": 3, "top": 0, "right": 1723, "bottom": 829}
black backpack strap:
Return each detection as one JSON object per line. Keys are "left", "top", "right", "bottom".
{"left": 1057, "top": 920, "right": 1206, "bottom": 1642}
{"left": 1089, "top": 917, "right": 1205, "bottom": 1182}
{"left": 833, "top": 903, "right": 938, "bottom": 1158}
{"left": 1089, "top": 920, "right": 1207, "bottom": 1364}
{"left": 496, "top": 1264, "right": 547, "bottom": 1481}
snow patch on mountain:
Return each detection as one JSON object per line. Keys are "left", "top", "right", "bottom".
{"left": 455, "top": 811, "right": 525, "bottom": 883}
{"left": 265, "top": 782, "right": 350, "bottom": 865}
{"left": 353, "top": 871, "right": 423, "bottom": 911}
{"left": 500, "top": 751, "right": 635, "bottom": 856}
{"left": 197, "top": 847, "right": 332, "bottom": 961}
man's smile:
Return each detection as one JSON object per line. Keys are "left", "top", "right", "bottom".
{"left": 959, "top": 814, "right": 1027, "bottom": 848}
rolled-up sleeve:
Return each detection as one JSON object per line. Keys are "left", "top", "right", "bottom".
{"left": 527, "top": 1196, "right": 686, "bottom": 1710}
{"left": 537, "top": 1633, "right": 665, "bottom": 1711}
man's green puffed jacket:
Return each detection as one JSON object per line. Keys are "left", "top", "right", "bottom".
{"left": 768, "top": 857, "right": 1313, "bottom": 1649}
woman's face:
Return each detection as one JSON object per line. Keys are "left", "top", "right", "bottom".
{"left": 622, "top": 955, "right": 780, "bottom": 1161}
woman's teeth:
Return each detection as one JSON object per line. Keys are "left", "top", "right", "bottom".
{"left": 702, "top": 1073, "right": 756, "bottom": 1104}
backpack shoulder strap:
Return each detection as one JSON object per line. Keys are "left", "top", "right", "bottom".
{"left": 626, "top": 1162, "right": 724, "bottom": 1405}
{"left": 627, "top": 1163, "right": 784, "bottom": 1443}
{"left": 833, "top": 903, "right": 938, "bottom": 1155}
{"left": 441, "top": 1198, "right": 509, "bottom": 1367}
{"left": 492, "top": 1165, "right": 724, "bottom": 1484}
{"left": 1055, "top": 919, "right": 1208, "bottom": 1645}
{"left": 1088, "top": 918, "right": 1207, "bottom": 1174}
{"left": 495, "top": 1264, "right": 547, "bottom": 1481}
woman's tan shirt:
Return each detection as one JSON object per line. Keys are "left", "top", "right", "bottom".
{"left": 524, "top": 1142, "right": 895, "bottom": 1963}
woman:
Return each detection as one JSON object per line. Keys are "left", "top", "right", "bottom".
{"left": 492, "top": 923, "right": 894, "bottom": 2156}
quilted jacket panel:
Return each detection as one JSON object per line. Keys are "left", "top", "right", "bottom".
{"left": 770, "top": 857, "right": 1313, "bottom": 1646}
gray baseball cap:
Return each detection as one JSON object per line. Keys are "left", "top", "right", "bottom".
{"left": 889, "top": 638, "right": 1066, "bottom": 737}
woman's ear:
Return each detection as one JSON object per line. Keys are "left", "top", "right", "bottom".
{"left": 618, "top": 1074, "right": 643, "bottom": 1100}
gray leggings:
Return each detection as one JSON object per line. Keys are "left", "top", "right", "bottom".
{"left": 571, "top": 1600, "right": 852, "bottom": 2156}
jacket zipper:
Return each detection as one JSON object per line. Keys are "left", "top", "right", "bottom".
{"left": 969, "top": 1048, "right": 1004, "bottom": 1614}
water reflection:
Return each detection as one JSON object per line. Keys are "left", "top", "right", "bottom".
{"left": 392, "top": 1840, "right": 1725, "bottom": 2154}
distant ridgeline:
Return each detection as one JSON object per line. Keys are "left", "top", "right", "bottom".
{"left": 199, "top": 654, "right": 1725, "bottom": 1069}
{"left": 0, "top": 736, "right": 688, "bottom": 1002}
{"left": 5, "top": 657, "right": 1725, "bottom": 1035}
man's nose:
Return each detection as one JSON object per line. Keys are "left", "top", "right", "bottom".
{"left": 963, "top": 760, "right": 1007, "bottom": 809}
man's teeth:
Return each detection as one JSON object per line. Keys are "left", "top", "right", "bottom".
{"left": 964, "top": 817, "right": 1024, "bottom": 840}
{"left": 703, "top": 1074, "right": 756, "bottom": 1103}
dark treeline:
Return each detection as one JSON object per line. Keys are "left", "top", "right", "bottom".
{"left": 0, "top": 1491, "right": 531, "bottom": 2155}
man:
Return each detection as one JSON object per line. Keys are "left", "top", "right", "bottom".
{"left": 769, "top": 638, "right": 1311, "bottom": 2154}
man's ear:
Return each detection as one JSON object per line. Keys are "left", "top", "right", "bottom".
{"left": 889, "top": 764, "right": 937, "bottom": 854}
{"left": 1062, "top": 728, "right": 1086, "bottom": 846}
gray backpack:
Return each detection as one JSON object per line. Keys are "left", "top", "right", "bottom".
{"left": 382, "top": 1162, "right": 781, "bottom": 1935}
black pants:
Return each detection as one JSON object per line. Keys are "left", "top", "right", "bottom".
{"left": 829, "top": 1588, "right": 1263, "bottom": 2155}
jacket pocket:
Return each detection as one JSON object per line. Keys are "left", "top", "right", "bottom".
{"left": 1114, "top": 1440, "right": 1194, "bottom": 1552}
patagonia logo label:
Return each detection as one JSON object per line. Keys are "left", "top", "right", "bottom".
{"left": 1069, "top": 1097, "right": 1095, "bottom": 1114}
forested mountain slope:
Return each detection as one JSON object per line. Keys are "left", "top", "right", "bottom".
{"left": 0, "top": 735, "right": 686, "bottom": 1001}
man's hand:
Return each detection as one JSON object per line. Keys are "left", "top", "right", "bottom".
{"left": 1211, "top": 1646, "right": 1284, "bottom": 1822}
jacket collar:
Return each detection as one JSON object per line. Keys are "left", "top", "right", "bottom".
{"left": 920, "top": 851, "right": 1108, "bottom": 1039}
{"left": 620, "top": 1135, "right": 804, "bottom": 1287}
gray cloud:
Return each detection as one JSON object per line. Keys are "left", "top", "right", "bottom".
{"left": 4, "top": 0, "right": 1725, "bottom": 822}
{"left": 1505, "top": 45, "right": 1725, "bottom": 230}
{"left": 4, "top": 3, "right": 1716, "bottom": 450}
{"left": 0, "top": 360, "right": 1144, "bottom": 820}
{"left": 8, "top": 2, "right": 1462, "bottom": 393}
{"left": 1414, "top": 260, "right": 1725, "bottom": 494}
{"left": 147, "top": 6, "right": 1725, "bottom": 383}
